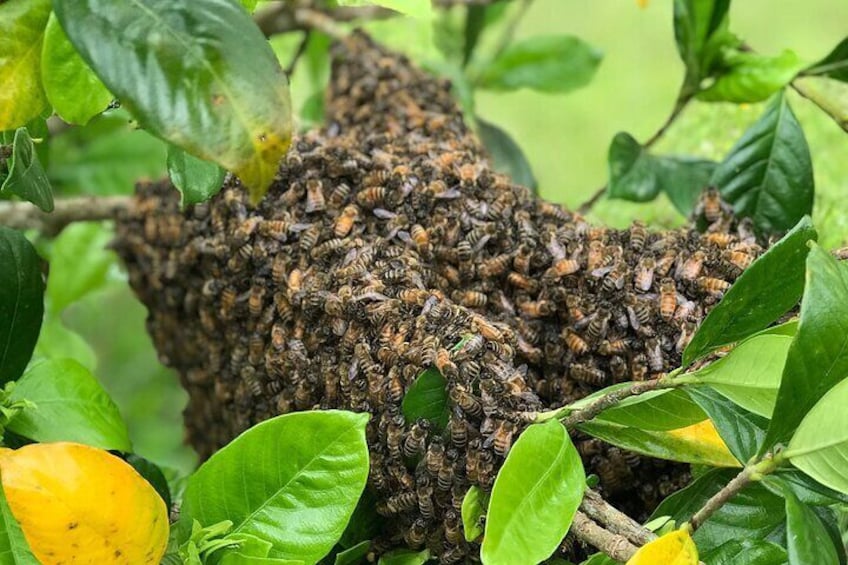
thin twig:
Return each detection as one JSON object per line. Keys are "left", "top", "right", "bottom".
{"left": 491, "top": 0, "right": 533, "bottom": 58}
{"left": 581, "top": 488, "right": 657, "bottom": 546}
{"left": 254, "top": 2, "right": 395, "bottom": 38}
{"left": 284, "top": 30, "right": 312, "bottom": 77}
{"left": 293, "top": 8, "right": 348, "bottom": 41}
{"left": 0, "top": 196, "right": 131, "bottom": 235}
{"left": 571, "top": 511, "right": 640, "bottom": 562}
{"left": 577, "top": 94, "right": 692, "bottom": 214}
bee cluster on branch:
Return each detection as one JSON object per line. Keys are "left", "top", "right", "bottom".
{"left": 115, "top": 33, "right": 762, "bottom": 561}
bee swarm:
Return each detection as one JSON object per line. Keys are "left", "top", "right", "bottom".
{"left": 114, "top": 33, "right": 762, "bottom": 561}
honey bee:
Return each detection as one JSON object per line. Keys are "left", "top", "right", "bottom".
{"left": 449, "top": 409, "right": 470, "bottom": 446}
{"left": 586, "top": 309, "right": 610, "bottom": 342}
{"left": 305, "top": 178, "right": 326, "bottom": 213}
{"left": 416, "top": 484, "right": 435, "bottom": 520}
{"left": 697, "top": 186, "right": 723, "bottom": 223}
{"left": 219, "top": 287, "right": 237, "bottom": 320}
{"left": 334, "top": 205, "right": 359, "bottom": 238}
{"left": 655, "top": 248, "right": 678, "bottom": 278}
{"left": 452, "top": 290, "right": 487, "bottom": 308}
{"left": 201, "top": 279, "right": 222, "bottom": 298}
{"left": 233, "top": 217, "right": 260, "bottom": 246}
{"left": 513, "top": 244, "right": 532, "bottom": 274}
{"left": 659, "top": 278, "right": 677, "bottom": 321}
{"left": 248, "top": 283, "right": 266, "bottom": 317}
{"left": 479, "top": 253, "right": 512, "bottom": 277}
{"left": 609, "top": 355, "right": 628, "bottom": 381}
{"left": 645, "top": 338, "right": 664, "bottom": 373}
{"left": 435, "top": 348, "right": 458, "bottom": 380}
{"left": 705, "top": 232, "right": 734, "bottom": 248}
{"left": 488, "top": 420, "right": 515, "bottom": 457}
{"left": 410, "top": 224, "right": 430, "bottom": 255}
{"left": 634, "top": 257, "right": 656, "bottom": 292}
{"left": 424, "top": 440, "right": 445, "bottom": 476}
{"left": 357, "top": 186, "right": 387, "bottom": 208}
{"left": 506, "top": 272, "right": 538, "bottom": 292}
{"left": 570, "top": 363, "right": 607, "bottom": 386}
{"left": 723, "top": 249, "right": 754, "bottom": 271}
{"left": 450, "top": 385, "right": 482, "bottom": 418}
{"left": 586, "top": 240, "right": 606, "bottom": 271}
{"left": 679, "top": 250, "right": 706, "bottom": 280}
{"left": 699, "top": 276, "right": 731, "bottom": 295}
{"left": 601, "top": 264, "right": 627, "bottom": 292}
{"left": 563, "top": 328, "right": 590, "bottom": 355}
{"left": 328, "top": 182, "right": 351, "bottom": 207}
{"left": 631, "top": 353, "right": 649, "bottom": 381}
{"left": 387, "top": 414, "right": 405, "bottom": 459}
{"left": 629, "top": 220, "right": 648, "bottom": 251}
{"left": 379, "top": 491, "right": 417, "bottom": 515}
{"left": 444, "top": 510, "right": 464, "bottom": 545}
{"left": 598, "top": 336, "right": 629, "bottom": 356}
{"left": 248, "top": 333, "right": 264, "bottom": 365}
{"left": 402, "top": 419, "right": 429, "bottom": 458}
{"left": 546, "top": 257, "right": 581, "bottom": 280}
{"left": 518, "top": 300, "right": 554, "bottom": 318}
{"left": 298, "top": 224, "right": 321, "bottom": 255}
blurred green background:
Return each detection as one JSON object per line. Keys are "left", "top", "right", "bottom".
{"left": 47, "top": 0, "right": 847, "bottom": 476}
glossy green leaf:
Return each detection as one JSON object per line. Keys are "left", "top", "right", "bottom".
{"left": 476, "top": 118, "right": 537, "bottom": 192}
{"left": 785, "top": 377, "right": 848, "bottom": 494}
{"left": 334, "top": 540, "right": 370, "bottom": 565}
{"left": 577, "top": 419, "right": 739, "bottom": 467}
{"left": 126, "top": 453, "right": 172, "bottom": 510}
{"left": 651, "top": 468, "right": 785, "bottom": 554}
{"left": 686, "top": 386, "right": 769, "bottom": 462}
{"left": 762, "top": 470, "right": 848, "bottom": 507}
{"left": 45, "top": 222, "right": 115, "bottom": 315}
{"left": 378, "top": 549, "right": 430, "bottom": 565}
{"left": 53, "top": 0, "right": 293, "bottom": 203}
{"left": 765, "top": 245, "right": 848, "bottom": 449}
{"left": 606, "top": 132, "right": 714, "bottom": 209}
{"left": 40, "top": 13, "right": 112, "bottom": 125}
{"left": 0, "top": 0, "right": 51, "bottom": 130}
{"left": 461, "top": 485, "right": 488, "bottom": 542}
{"left": 47, "top": 110, "right": 167, "bottom": 196}
{"left": 683, "top": 217, "right": 816, "bottom": 365}
{"left": 804, "top": 37, "right": 848, "bottom": 82}
{"left": 8, "top": 358, "right": 131, "bottom": 451}
{"left": 784, "top": 487, "right": 840, "bottom": 565}
{"left": 1, "top": 128, "right": 53, "bottom": 212}
{"left": 0, "top": 227, "right": 44, "bottom": 384}
{"left": 180, "top": 411, "right": 370, "bottom": 564}
{"left": 482, "top": 420, "right": 584, "bottom": 565}
{"left": 699, "top": 49, "right": 804, "bottom": 103}
{"left": 32, "top": 319, "right": 97, "bottom": 371}
{"left": 686, "top": 333, "right": 793, "bottom": 417}
{"left": 167, "top": 145, "right": 226, "bottom": 207}
{"left": 402, "top": 367, "right": 449, "bottom": 431}
{"left": 476, "top": 35, "right": 601, "bottom": 93}
{"left": 595, "top": 389, "right": 706, "bottom": 431}
{"left": 0, "top": 477, "right": 39, "bottom": 565}
{"left": 709, "top": 92, "right": 813, "bottom": 235}
{"left": 701, "top": 540, "right": 788, "bottom": 565}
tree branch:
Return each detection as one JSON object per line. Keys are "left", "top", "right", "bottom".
{"left": 791, "top": 79, "right": 848, "bottom": 134}
{"left": 253, "top": 2, "right": 395, "bottom": 38}
{"left": 581, "top": 488, "right": 657, "bottom": 546}
{"left": 0, "top": 196, "right": 131, "bottom": 235}
{"left": 571, "top": 511, "right": 641, "bottom": 562}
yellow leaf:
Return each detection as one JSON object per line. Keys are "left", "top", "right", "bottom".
{"left": 0, "top": 442, "right": 168, "bottom": 565}
{"left": 627, "top": 529, "right": 699, "bottom": 565}
{"left": 666, "top": 419, "right": 740, "bottom": 467}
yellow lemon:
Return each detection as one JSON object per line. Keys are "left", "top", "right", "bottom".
{"left": 0, "top": 442, "right": 168, "bottom": 565}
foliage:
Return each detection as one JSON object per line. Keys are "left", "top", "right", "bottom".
{"left": 0, "top": 0, "right": 846, "bottom": 564}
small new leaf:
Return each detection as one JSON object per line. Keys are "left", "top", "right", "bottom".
{"left": 699, "top": 49, "right": 805, "bottom": 103}
{"left": 461, "top": 486, "right": 488, "bottom": 542}
{"left": 167, "top": 145, "right": 226, "bottom": 207}
{"left": 1, "top": 128, "right": 53, "bottom": 212}
{"left": 402, "top": 367, "right": 450, "bottom": 431}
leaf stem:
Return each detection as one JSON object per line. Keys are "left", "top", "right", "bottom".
{"left": 686, "top": 455, "right": 780, "bottom": 532}
{"left": 491, "top": 0, "right": 533, "bottom": 59}
{"left": 577, "top": 92, "right": 692, "bottom": 214}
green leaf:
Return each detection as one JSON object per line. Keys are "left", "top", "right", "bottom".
{"left": 672, "top": 0, "right": 735, "bottom": 96}
{"left": 32, "top": 318, "right": 97, "bottom": 371}
{"left": 606, "top": 132, "right": 715, "bottom": 210}
{"left": 378, "top": 549, "right": 430, "bottom": 565}
{"left": 481, "top": 420, "right": 585, "bottom": 565}
{"left": 577, "top": 418, "right": 739, "bottom": 467}
{"left": 475, "top": 118, "right": 537, "bottom": 192}
{"left": 651, "top": 468, "right": 785, "bottom": 554}
{"left": 461, "top": 485, "right": 488, "bottom": 542}
{"left": 595, "top": 389, "right": 707, "bottom": 431}
{"left": 699, "top": 49, "right": 805, "bottom": 103}
{"left": 476, "top": 35, "right": 602, "bottom": 93}
{"left": 701, "top": 540, "right": 788, "bottom": 565}
{"left": 167, "top": 145, "right": 226, "bottom": 207}
{"left": 804, "top": 37, "right": 848, "bottom": 82}
{"left": 683, "top": 217, "right": 816, "bottom": 365}
{"left": 8, "top": 358, "right": 131, "bottom": 451}
{"left": 762, "top": 469, "right": 848, "bottom": 507}
{"left": 0, "top": 0, "right": 51, "bottom": 130}
{"left": 239, "top": 0, "right": 260, "bottom": 12}
{"left": 334, "top": 540, "right": 370, "bottom": 565}
{"left": 180, "top": 411, "right": 370, "bottom": 564}
{"left": 785, "top": 376, "right": 848, "bottom": 494}
{"left": 463, "top": 5, "right": 487, "bottom": 68}
{"left": 686, "top": 386, "right": 769, "bottom": 462}
{"left": 47, "top": 110, "right": 167, "bottom": 196}
{"left": 53, "top": 0, "right": 293, "bottom": 204}
{"left": 0, "top": 475, "right": 39, "bottom": 565}
{"left": 40, "top": 12, "right": 112, "bottom": 125}
{"left": 45, "top": 222, "right": 115, "bottom": 315}
{"left": 402, "top": 367, "right": 450, "bottom": 431}
{"left": 126, "top": 453, "right": 172, "bottom": 510}
{"left": 765, "top": 245, "right": 848, "bottom": 449}
{"left": 709, "top": 91, "right": 814, "bottom": 235}
{"left": 784, "top": 487, "right": 840, "bottom": 565}
{"left": 337, "top": 490, "right": 380, "bottom": 550}
{"left": 686, "top": 332, "right": 793, "bottom": 417}
{"left": 1, "top": 128, "right": 53, "bottom": 212}
{"left": 0, "top": 227, "right": 44, "bottom": 384}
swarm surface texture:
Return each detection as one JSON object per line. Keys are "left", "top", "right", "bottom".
{"left": 115, "top": 33, "right": 762, "bottom": 561}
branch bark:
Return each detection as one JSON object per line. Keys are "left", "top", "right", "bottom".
{"left": 0, "top": 196, "right": 130, "bottom": 235}
{"left": 581, "top": 488, "right": 657, "bottom": 547}
{"left": 571, "top": 511, "right": 641, "bottom": 562}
